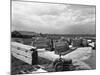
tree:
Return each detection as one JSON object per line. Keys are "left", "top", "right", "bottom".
{"left": 11, "top": 31, "right": 23, "bottom": 38}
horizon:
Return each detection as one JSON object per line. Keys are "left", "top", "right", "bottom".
{"left": 12, "top": 30, "right": 96, "bottom": 35}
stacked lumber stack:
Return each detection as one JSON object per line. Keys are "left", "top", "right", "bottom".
{"left": 32, "top": 38, "right": 50, "bottom": 49}
{"left": 11, "top": 42, "right": 37, "bottom": 65}
{"left": 54, "top": 41, "right": 69, "bottom": 54}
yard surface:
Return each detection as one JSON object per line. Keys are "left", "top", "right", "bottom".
{"left": 83, "top": 50, "right": 96, "bottom": 69}
{"left": 11, "top": 49, "right": 96, "bottom": 75}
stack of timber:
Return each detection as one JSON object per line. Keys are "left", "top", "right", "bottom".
{"left": 11, "top": 42, "right": 37, "bottom": 65}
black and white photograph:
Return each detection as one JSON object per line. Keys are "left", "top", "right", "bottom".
{"left": 11, "top": 0, "right": 96, "bottom": 75}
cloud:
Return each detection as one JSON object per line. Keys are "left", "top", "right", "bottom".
{"left": 12, "top": 1, "right": 96, "bottom": 34}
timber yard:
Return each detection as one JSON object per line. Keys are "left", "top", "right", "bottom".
{"left": 11, "top": 31, "right": 96, "bottom": 75}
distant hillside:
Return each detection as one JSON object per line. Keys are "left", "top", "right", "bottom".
{"left": 11, "top": 31, "right": 38, "bottom": 38}
{"left": 11, "top": 30, "right": 96, "bottom": 38}
{"left": 17, "top": 31, "right": 38, "bottom": 36}
{"left": 43, "top": 33, "right": 96, "bottom": 37}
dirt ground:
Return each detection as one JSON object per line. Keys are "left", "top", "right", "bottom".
{"left": 11, "top": 55, "right": 52, "bottom": 75}
{"left": 83, "top": 50, "right": 96, "bottom": 69}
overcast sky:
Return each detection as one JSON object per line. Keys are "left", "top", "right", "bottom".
{"left": 12, "top": 1, "right": 96, "bottom": 34}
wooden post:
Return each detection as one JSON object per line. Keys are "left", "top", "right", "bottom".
{"left": 31, "top": 48, "right": 38, "bottom": 65}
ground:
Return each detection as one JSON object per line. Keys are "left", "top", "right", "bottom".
{"left": 83, "top": 50, "right": 96, "bottom": 69}
{"left": 11, "top": 49, "right": 96, "bottom": 75}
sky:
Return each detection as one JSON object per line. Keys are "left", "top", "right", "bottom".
{"left": 12, "top": 0, "right": 96, "bottom": 34}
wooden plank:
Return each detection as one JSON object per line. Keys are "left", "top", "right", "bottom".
{"left": 11, "top": 52, "right": 32, "bottom": 64}
{"left": 11, "top": 47, "right": 32, "bottom": 58}
{"left": 11, "top": 42, "right": 36, "bottom": 51}
{"left": 11, "top": 42, "right": 33, "bottom": 64}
